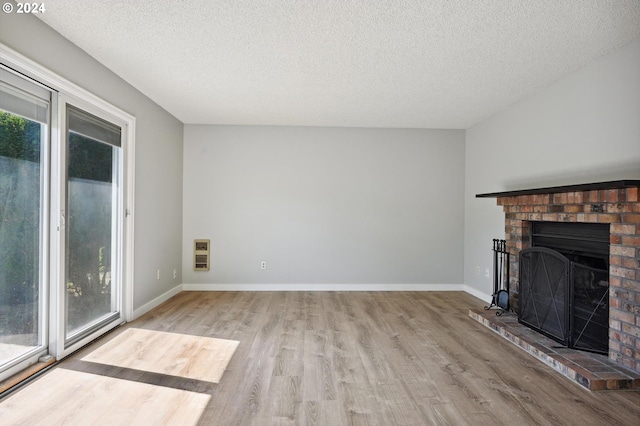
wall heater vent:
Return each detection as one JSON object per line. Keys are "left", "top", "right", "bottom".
{"left": 194, "top": 239, "right": 210, "bottom": 271}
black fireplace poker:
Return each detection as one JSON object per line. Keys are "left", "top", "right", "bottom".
{"left": 485, "top": 239, "right": 510, "bottom": 315}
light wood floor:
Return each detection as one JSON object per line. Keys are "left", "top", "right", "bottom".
{"left": 4, "top": 291, "right": 640, "bottom": 425}
{"left": 82, "top": 327, "right": 238, "bottom": 383}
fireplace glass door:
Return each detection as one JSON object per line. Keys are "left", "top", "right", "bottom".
{"left": 570, "top": 262, "right": 609, "bottom": 353}
{"left": 519, "top": 247, "right": 569, "bottom": 346}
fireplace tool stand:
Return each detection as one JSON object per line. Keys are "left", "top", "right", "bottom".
{"left": 485, "top": 239, "right": 510, "bottom": 316}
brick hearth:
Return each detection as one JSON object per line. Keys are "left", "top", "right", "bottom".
{"left": 479, "top": 182, "right": 640, "bottom": 375}
{"left": 469, "top": 308, "right": 640, "bottom": 391}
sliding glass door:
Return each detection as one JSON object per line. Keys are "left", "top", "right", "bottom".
{"left": 0, "top": 60, "right": 130, "bottom": 379}
{"left": 63, "top": 105, "right": 122, "bottom": 347}
{"left": 0, "top": 66, "right": 49, "bottom": 376}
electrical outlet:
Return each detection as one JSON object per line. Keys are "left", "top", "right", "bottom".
{"left": 476, "top": 266, "right": 480, "bottom": 275}
{"left": 157, "top": 269, "right": 161, "bottom": 280}
{"left": 485, "top": 268, "right": 490, "bottom": 279}
{"left": 261, "top": 261, "right": 267, "bottom": 270}
{"left": 173, "top": 269, "right": 177, "bottom": 279}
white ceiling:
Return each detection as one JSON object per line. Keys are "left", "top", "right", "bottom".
{"left": 36, "top": 1, "right": 640, "bottom": 129}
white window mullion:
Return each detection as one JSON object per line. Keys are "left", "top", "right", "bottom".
{"left": 48, "top": 93, "right": 65, "bottom": 359}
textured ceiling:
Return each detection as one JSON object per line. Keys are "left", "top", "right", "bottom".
{"left": 36, "top": 1, "right": 640, "bottom": 129}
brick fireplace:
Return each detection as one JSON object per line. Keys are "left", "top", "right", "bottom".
{"left": 478, "top": 180, "right": 640, "bottom": 374}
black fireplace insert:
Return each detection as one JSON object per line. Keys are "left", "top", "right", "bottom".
{"left": 519, "top": 222, "right": 609, "bottom": 354}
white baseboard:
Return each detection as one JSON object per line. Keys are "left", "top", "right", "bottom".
{"left": 131, "top": 284, "right": 491, "bottom": 316}
{"left": 463, "top": 285, "right": 492, "bottom": 304}
{"left": 181, "top": 283, "right": 466, "bottom": 291}
{"left": 132, "top": 284, "right": 183, "bottom": 320}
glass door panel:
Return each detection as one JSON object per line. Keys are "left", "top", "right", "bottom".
{"left": 64, "top": 105, "right": 121, "bottom": 345}
{"left": 0, "top": 68, "right": 49, "bottom": 374}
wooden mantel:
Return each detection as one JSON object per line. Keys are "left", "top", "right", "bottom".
{"left": 476, "top": 180, "right": 640, "bottom": 198}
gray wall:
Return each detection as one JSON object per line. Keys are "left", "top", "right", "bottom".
{"left": 6, "top": 8, "right": 635, "bottom": 299}
{"left": 0, "top": 12, "right": 184, "bottom": 310}
{"left": 183, "top": 125, "right": 465, "bottom": 287}
{"left": 464, "top": 38, "right": 640, "bottom": 298}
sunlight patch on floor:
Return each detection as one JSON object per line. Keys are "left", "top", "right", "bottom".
{"left": 0, "top": 368, "right": 210, "bottom": 425}
{"left": 82, "top": 328, "right": 239, "bottom": 383}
